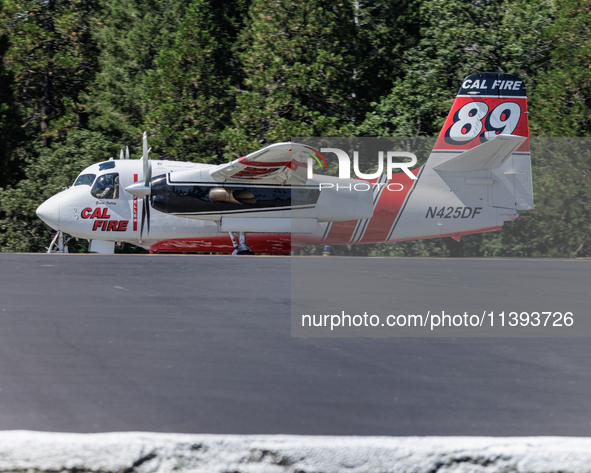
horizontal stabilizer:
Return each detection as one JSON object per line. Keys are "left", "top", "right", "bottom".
{"left": 434, "top": 135, "right": 527, "bottom": 172}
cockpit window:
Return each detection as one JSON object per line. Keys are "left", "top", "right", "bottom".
{"left": 91, "top": 173, "right": 120, "bottom": 199}
{"left": 73, "top": 174, "right": 96, "bottom": 187}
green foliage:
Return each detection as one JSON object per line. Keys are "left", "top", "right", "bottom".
{"left": 530, "top": 0, "right": 591, "bottom": 136}
{"left": 223, "top": 0, "right": 357, "bottom": 158}
{"left": 353, "top": 0, "right": 422, "bottom": 109}
{"left": 143, "top": 1, "right": 233, "bottom": 163}
{"left": 357, "top": 0, "right": 554, "bottom": 137}
{"left": 87, "top": 0, "right": 191, "bottom": 142}
{"left": 0, "top": 32, "right": 23, "bottom": 188}
{"left": 525, "top": 139, "right": 591, "bottom": 256}
{"left": 0, "top": 0, "right": 101, "bottom": 145}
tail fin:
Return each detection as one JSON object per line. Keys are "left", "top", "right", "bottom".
{"left": 390, "top": 73, "right": 533, "bottom": 242}
{"left": 428, "top": 72, "right": 533, "bottom": 211}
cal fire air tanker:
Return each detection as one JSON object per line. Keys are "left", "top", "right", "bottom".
{"left": 36, "top": 73, "right": 533, "bottom": 254}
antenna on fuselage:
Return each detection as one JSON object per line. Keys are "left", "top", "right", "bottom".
{"left": 119, "top": 146, "right": 131, "bottom": 160}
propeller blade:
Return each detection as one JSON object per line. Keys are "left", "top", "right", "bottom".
{"left": 142, "top": 131, "right": 148, "bottom": 159}
{"left": 142, "top": 158, "right": 149, "bottom": 184}
{"left": 125, "top": 146, "right": 130, "bottom": 160}
{"left": 139, "top": 133, "right": 152, "bottom": 193}
{"left": 119, "top": 149, "right": 124, "bottom": 160}
{"left": 139, "top": 132, "right": 152, "bottom": 240}
{"left": 141, "top": 132, "right": 152, "bottom": 187}
{"left": 145, "top": 196, "right": 150, "bottom": 234}
{"left": 140, "top": 197, "right": 146, "bottom": 240}
{"left": 144, "top": 157, "right": 152, "bottom": 187}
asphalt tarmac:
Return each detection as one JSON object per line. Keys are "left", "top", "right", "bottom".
{"left": 0, "top": 253, "right": 590, "bottom": 436}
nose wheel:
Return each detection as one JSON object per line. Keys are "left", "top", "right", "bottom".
{"left": 229, "top": 232, "right": 254, "bottom": 255}
{"left": 47, "top": 230, "right": 71, "bottom": 253}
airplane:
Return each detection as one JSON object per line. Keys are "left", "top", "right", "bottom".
{"left": 36, "top": 72, "right": 533, "bottom": 255}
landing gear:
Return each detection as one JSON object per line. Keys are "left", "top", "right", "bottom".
{"left": 228, "top": 232, "right": 254, "bottom": 255}
{"left": 47, "top": 230, "right": 71, "bottom": 253}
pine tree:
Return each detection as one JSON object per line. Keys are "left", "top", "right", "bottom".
{"left": 142, "top": 0, "right": 236, "bottom": 163}
{"left": 357, "top": 0, "right": 554, "bottom": 137}
{"left": 87, "top": 0, "right": 191, "bottom": 143}
{"left": 223, "top": 0, "right": 357, "bottom": 158}
{"left": 0, "top": 31, "right": 23, "bottom": 188}
{"left": 353, "top": 0, "right": 422, "bottom": 110}
{"left": 529, "top": 0, "right": 591, "bottom": 136}
{"left": 525, "top": 0, "right": 591, "bottom": 255}
{"left": 0, "top": 0, "right": 101, "bottom": 146}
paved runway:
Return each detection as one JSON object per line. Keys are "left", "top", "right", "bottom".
{"left": 0, "top": 254, "right": 590, "bottom": 436}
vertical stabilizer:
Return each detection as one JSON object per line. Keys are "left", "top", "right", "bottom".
{"left": 389, "top": 73, "right": 534, "bottom": 242}
{"left": 427, "top": 72, "right": 533, "bottom": 211}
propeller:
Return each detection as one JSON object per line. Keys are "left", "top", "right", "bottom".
{"left": 140, "top": 132, "right": 152, "bottom": 240}
{"left": 124, "top": 132, "right": 152, "bottom": 240}
{"left": 141, "top": 133, "right": 152, "bottom": 239}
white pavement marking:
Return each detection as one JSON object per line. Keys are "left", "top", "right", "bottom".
{"left": 0, "top": 432, "right": 590, "bottom": 472}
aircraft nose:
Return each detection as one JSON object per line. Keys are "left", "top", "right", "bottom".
{"left": 36, "top": 196, "right": 60, "bottom": 230}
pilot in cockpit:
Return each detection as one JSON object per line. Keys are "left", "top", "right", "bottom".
{"left": 92, "top": 173, "right": 119, "bottom": 199}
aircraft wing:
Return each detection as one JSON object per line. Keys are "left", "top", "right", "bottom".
{"left": 210, "top": 143, "right": 324, "bottom": 185}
